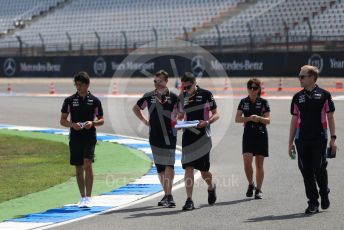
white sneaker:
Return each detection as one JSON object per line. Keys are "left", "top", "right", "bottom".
{"left": 78, "top": 197, "right": 86, "bottom": 208}
{"left": 84, "top": 197, "right": 92, "bottom": 208}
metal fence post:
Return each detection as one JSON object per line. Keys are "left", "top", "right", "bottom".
{"left": 94, "top": 31, "right": 101, "bottom": 56}
{"left": 283, "top": 20, "right": 289, "bottom": 52}
{"left": 246, "top": 23, "right": 254, "bottom": 52}
{"left": 183, "top": 26, "right": 189, "bottom": 41}
{"left": 305, "top": 18, "right": 313, "bottom": 52}
{"left": 16, "top": 36, "right": 23, "bottom": 56}
{"left": 66, "top": 32, "right": 72, "bottom": 55}
{"left": 38, "top": 33, "right": 45, "bottom": 56}
{"left": 121, "top": 31, "right": 128, "bottom": 55}
{"left": 153, "top": 27, "right": 158, "bottom": 51}
{"left": 215, "top": 25, "right": 222, "bottom": 53}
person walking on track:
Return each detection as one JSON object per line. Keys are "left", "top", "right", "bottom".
{"left": 133, "top": 70, "right": 179, "bottom": 208}
{"left": 60, "top": 71, "right": 104, "bottom": 208}
{"left": 235, "top": 78, "right": 271, "bottom": 199}
{"left": 289, "top": 65, "right": 337, "bottom": 214}
{"left": 178, "top": 72, "right": 219, "bottom": 211}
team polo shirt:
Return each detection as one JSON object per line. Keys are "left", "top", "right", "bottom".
{"left": 136, "top": 89, "right": 178, "bottom": 147}
{"left": 179, "top": 86, "right": 217, "bottom": 139}
{"left": 61, "top": 91, "right": 103, "bottom": 141}
{"left": 237, "top": 96, "right": 270, "bottom": 129}
{"left": 290, "top": 85, "right": 335, "bottom": 140}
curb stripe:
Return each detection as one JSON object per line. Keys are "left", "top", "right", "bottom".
{"left": 0, "top": 124, "right": 184, "bottom": 230}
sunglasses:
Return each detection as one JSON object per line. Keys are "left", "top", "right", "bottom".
{"left": 298, "top": 75, "right": 308, "bottom": 80}
{"left": 153, "top": 79, "right": 164, "bottom": 84}
{"left": 248, "top": 86, "right": 259, "bottom": 91}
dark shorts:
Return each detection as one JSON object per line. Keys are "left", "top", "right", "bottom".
{"left": 69, "top": 139, "right": 96, "bottom": 166}
{"left": 149, "top": 134, "right": 176, "bottom": 150}
{"left": 242, "top": 128, "right": 269, "bottom": 157}
{"left": 182, "top": 152, "right": 210, "bottom": 172}
{"left": 155, "top": 164, "right": 174, "bottom": 173}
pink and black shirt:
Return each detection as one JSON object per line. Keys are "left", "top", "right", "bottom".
{"left": 179, "top": 86, "right": 217, "bottom": 142}
{"left": 61, "top": 91, "right": 103, "bottom": 141}
{"left": 290, "top": 85, "right": 335, "bottom": 141}
{"left": 237, "top": 96, "right": 270, "bottom": 130}
{"left": 136, "top": 89, "right": 178, "bottom": 148}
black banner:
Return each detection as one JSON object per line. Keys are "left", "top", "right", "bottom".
{"left": 1, "top": 52, "right": 343, "bottom": 77}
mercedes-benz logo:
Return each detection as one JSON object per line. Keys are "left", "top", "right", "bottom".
{"left": 93, "top": 57, "right": 107, "bottom": 76}
{"left": 308, "top": 54, "right": 323, "bottom": 73}
{"left": 3, "top": 58, "right": 16, "bottom": 76}
{"left": 191, "top": 55, "right": 205, "bottom": 77}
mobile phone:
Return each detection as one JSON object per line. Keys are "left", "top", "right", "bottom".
{"left": 327, "top": 147, "right": 336, "bottom": 158}
{"left": 78, "top": 122, "right": 86, "bottom": 129}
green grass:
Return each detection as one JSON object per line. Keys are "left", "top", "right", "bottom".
{"left": 0, "top": 133, "right": 72, "bottom": 203}
{"left": 0, "top": 129, "right": 152, "bottom": 222}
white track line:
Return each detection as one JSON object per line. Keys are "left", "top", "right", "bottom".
{"left": 0, "top": 125, "right": 199, "bottom": 230}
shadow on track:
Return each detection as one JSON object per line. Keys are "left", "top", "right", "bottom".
{"left": 245, "top": 212, "right": 318, "bottom": 223}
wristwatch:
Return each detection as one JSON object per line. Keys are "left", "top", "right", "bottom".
{"left": 331, "top": 135, "right": 337, "bottom": 140}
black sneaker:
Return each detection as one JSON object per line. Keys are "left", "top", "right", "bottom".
{"left": 246, "top": 183, "right": 255, "bottom": 197}
{"left": 254, "top": 189, "right": 263, "bottom": 199}
{"left": 305, "top": 203, "right": 319, "bottom": 214}
{"left": 166, "top": 195, "right": 176, "bottom": 208}
{"left": 208, "top": 184, "right": 217, "bottom": 205}
{"left": 182, "top": 198, "right": 195, "bottom": 211}
{"left": 321, "top": 189, "right": 330, "bottom": 210}
{"left": 158, "top": 195, "right": 167, "bottom": 206}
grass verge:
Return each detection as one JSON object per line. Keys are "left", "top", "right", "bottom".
{"left": 0, "top": 129, "right": 152, "bottom": 221}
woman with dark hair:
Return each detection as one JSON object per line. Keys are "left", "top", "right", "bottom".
{"left": 235, "top": 78, "right": 271, "bottom": 199}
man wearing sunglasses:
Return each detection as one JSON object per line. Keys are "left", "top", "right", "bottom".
{"left": 289, "top": 65, "right": 337, "bottom": 214}
{"left": 133, "top": 70, "right": 178, "bottom": 208}
{"left": 178, "top": 72, "right": 219, "bottom": 211}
